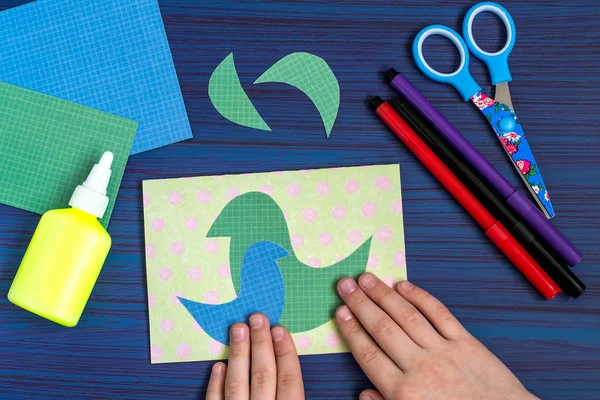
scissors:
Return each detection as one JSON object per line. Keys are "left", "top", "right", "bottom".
{"left": 412, "top": 2, "right": 555, "bottom": 219}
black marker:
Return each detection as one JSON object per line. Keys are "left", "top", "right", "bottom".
{"left": 390, "top": 98, "right": 585, "bottom": 298}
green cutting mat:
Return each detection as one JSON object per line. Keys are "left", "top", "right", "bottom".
{"left": 0, "top": 81, "right": 138, "bottom": 227}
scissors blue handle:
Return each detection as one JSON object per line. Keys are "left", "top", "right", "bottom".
{"left": 412, "top": 2, "right": 516, "bottom": 100}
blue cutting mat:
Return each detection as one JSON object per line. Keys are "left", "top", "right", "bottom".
{"left": 0, "top": 0, "right": 192, "bottom": 155}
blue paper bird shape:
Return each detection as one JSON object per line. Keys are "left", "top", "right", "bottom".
{"left": 179, "top": 241, "right": 290, "bottom": 345}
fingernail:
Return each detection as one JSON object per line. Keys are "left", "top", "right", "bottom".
{"left": 271, "top": 327, "right": 285, "bottom": 341}
{"left": 401, "top": 280, "right": 414, "bottom": 290}
{"left": 336, "top": 305, "right": 353, "bottom": 321}
{"left": 249, "top": 315, "right": 264, "bottom": 329}
{"left": 231, "top": 327, "right": 246, "bottom": 341}
{"left": 360, "top": 395, "right": 372, "bottom": 400}
{"left": 340, "top": 278, "right": 357, "bottom": 294}
{"left": 211, "top": 363, "right": 223, "bottom": 377}
{"left": 360, "top": 273, "right": 377, "bottom": 289}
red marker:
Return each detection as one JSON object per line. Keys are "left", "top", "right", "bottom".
{"left": 371, "top": 97, "right": 561, "bottom": 300}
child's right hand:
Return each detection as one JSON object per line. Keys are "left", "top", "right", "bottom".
{"left": 335, "top": 273, "right": 539, "bottom": 400}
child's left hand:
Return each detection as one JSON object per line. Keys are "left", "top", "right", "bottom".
{"left": 206, "top": 313, "right": 305, "bottom": 400}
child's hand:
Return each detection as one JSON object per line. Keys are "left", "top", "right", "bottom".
{"left": 206, "top": 313, "right": 305, "bottom": 400}
{"left": 336, "top": 273, "right": 539, "bottom": 400}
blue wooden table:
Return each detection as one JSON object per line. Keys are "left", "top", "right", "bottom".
{"left": 1, "top": 1, "right": 598, "bottom": 399}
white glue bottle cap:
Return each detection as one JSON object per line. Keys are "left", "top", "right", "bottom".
{"left": 69, "top": 152, "right": 114, "bottom": 218}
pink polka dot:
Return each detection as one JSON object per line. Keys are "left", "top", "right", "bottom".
{"left": 146, "top": 243, "right": 156, "bottom": 257}
{"left": 170, "top": 291, "right": 184, "bottom": 304}
{"left": 318, "top": 231, "right": 333, "bottom": 246}
{"left": 171, "top": 241, "right": 185, "bottom": 255}
{"left": 205, "top": 239, "right": 219, "bottom": 253}
{"left": 188, "top": 266, "right": 203, "bottom": 281}
{"left": 296, "top": 335, "right": 312, "bottom": 350}
{"left": 347, "top": 230, "right": 364, "bottom": 244}
{"left": 325, "top": 333, "right": 340, "bottom": 348}
{"left": 307, "top": 257, "right": 321, "bottom": 268}
{"left": 151, "top": 344, "right": 162, "bottom": 361}
{"left": 375, "top": 176, "right": 392, "bottom": 191}
{"left": 143, "top": 193, "right": 151, "bottom": 207}
{"left": 168, "top": 191, "right": 182, "bottom": 205}
{"left": 393, "top": 250, "right": 406, "bottom": 267}
{"left": 197, "top": 190, "right": 212, "bottom": 204}
{"left": 217, "top": 263, "right": 231, "bottom": 278}
{"left": 225, "top": 188, "right": 239, "bottom": 201}
{"left": 272, "top": 171, "right": 285, "bottom": 175}
{"left": 300, "top": 169, "right": 311, "bottom": 174}
{"left": 302, "top": 208, "right": 318, "bottom": 223}
{"left": 151, "top": 218, "right": 165, "bottom": 232}
{"left": 361, "top": 201, "right": 377, "bottom": 218}
{"left": 158, "top": 267, "right": 172, "bottom": 281}
{"left": 282, "top": 211, "right": 289, "bottom": 221}
{"left": 332, "top": 205, "right": 347, "bottom": 220}
{"left": 383, "top": 276, "right": 396, "bottom": 288}
{"left": 148, "top": 292, "right": 156, "bottom": 308}
{"left": 367, "top": 255, "right": 380, "bottom": 269}
{"left": 185, "top": 216, "right": 199, "bottom": 231}
{"left": 287, "top": 182, "right": 302, "bottom": 197}
{"left": 345, "top": 179, "right": 360, "bottom": 194}
{"left": 259, "top": 184, "right": 273, "bottom": 196}
{"left": 376, "top": 226, "right": 393, "bottom": 243}
{"left": 204, "top": 290, "right": 220, "bottom": 304}
{"left": 316, "top": 181, "right": 330, "bottom": 195}
{"left": 291, "top": 234, "right": 304, "bottom": 249}
{"left": 161, "top": 318, "right": 175, "bottom": 333}
{"left": 176, "top": 343, "right": 192, "bottom": 360}
{"left": 193, "top": 321, "right": 204, "bottom": 332}
{"left": 209, "top": 341, "right": 224, "bottom": 355}
{"left": 391, "top": 199, "right": 403, "bottom": 215}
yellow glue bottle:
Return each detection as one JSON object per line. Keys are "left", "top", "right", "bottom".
{"left": 8, "top": 152, "right": 114, "bottom": 327}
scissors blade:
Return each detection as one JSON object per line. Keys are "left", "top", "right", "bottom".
{"left": 494, "top": 82, "right": 514, "bottom": 110}
{"left": 470, "top": 90, "right": 555, "bottom": 218}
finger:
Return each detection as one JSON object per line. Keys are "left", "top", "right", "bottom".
{"left": 358, "top": 273, "right": 443, "bottom": 348}
{"left": 249, "top": 314, "right": 277, "bottom": 400}
{"left": 396, "top": 280, "right": 468, "bottom": 340}
{"left": 225, "top": 323, "right": 250, "bottom": 400}
{"left": 335, "top": 305, "right": 401, "bottom": 398}
{"left": 338, "top": 277, "right": 420, "bottom": 368}
{"left": 271, "top": 326, "right": 305, "bottom": 400}
{"left": 206, "top": 362, "right": 227, "bottom": 400}
{"left": 359, "top": 388, "right": 385, "bottom": 400}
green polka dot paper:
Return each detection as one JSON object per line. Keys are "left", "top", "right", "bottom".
{"left": 143, "top": 164, "right": 406, "bottom": 363}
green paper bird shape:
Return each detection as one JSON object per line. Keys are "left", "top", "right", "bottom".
{"left": 207, "top": 192, "right": 372, "bottom": 333}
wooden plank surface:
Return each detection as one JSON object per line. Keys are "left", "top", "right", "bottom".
{"left": 0, "top": 1, "right": 598, "bottom": 398}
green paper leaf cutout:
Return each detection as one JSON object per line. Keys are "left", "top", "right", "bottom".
{"left": 207, "top": 191, "right": 371, "bottom": 332}
{"left": 254, "top": 52, "right": 340, "bottom": 137}
{"left": 208, "top": 53, "right": 271, "bottom": 131}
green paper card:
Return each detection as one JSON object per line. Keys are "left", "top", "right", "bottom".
{"left": 143, "top": 164, "right": 406, "bottom": 363}
{"left": 0, "top": 81, "right": 138, "bottom": 227}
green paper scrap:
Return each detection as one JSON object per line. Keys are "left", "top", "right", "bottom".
{"left": 143, "top": 164, "right": 406, "bottom": 363}
{"left": 254, "top": 52, "right": 340, "bottom": 137}
{"left": 208, "top": 191, "right": 372, "bottom": 333}
{"left": 0, "top": 81, "right": 138, "bottom": 227}
{"left": 208, "top": 53, "right": 271, "bottom": 131}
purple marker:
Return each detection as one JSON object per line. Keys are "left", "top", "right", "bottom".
{"left": 385, "top": 69, "right": 582, "bottom": 266}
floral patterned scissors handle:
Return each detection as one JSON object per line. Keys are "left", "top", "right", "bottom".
{"left": 412, "top": 2, "right": 555, "bottom": 219}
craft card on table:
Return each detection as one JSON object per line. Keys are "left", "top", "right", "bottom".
{"left": 0, "top": 81, "right": 137, "bottom": 227}
{"left": 143, "top": 165, "right": 406, "bottom": 363}
{"left": 0, "top": 0, "right": 192, "bottom": 155}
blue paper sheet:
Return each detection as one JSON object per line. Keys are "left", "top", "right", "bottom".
{"left": 0, "top": 0, "right": 192, "bottom": 155}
